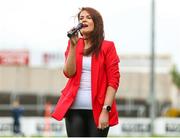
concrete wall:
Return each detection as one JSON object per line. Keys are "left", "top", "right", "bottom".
{"left": 0, "top": 66, "right": 67, "bottom": 95}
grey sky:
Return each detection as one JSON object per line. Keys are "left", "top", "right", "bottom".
{"left": 0, "top": 0, "right": 179, "bottom": 69}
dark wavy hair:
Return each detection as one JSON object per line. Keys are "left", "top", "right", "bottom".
{"left": 78, "top": 7, "right": 104, "bottom": 56}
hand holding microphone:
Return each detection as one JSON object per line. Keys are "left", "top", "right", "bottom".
{"left": 67, "top": 23, "right": 87, "bottom": 47}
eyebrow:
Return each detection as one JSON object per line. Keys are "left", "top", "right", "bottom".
{"left": 80, "top": 14, "right": 91, "bottom": 18}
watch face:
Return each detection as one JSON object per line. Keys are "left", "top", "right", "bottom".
{"left": 107, "top": 106, "right": 111, "bottom": 112}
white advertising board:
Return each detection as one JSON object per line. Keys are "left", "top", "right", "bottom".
{"left": 1, "top": 117, "right": 180, "bottom": 136}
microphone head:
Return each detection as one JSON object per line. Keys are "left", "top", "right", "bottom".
{"left": 77, "top": 23, "right": 88, "bottom": 29}
{"left": 77, "top": 23, "right": 83, "bottom": 29}
{"left": 67, "top": 23, "right": 87, "bottom": 38}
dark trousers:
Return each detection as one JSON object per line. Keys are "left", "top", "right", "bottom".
{"left": 65, "top": 109, "right": 109, "bottom": 137}
{"left": 13, "top": 122, "right": 20, "bottom": 134}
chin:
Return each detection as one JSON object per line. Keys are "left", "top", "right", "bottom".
{"left": 82, "top": 31, "right": 91, "bottom": 36}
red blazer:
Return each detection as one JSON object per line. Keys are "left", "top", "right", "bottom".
{"left": 52, "top": 38, "right": 120, "bottom": 127}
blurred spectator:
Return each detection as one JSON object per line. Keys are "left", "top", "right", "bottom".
{"left": 44, "top": 101, "right": 52, "bottom": 135}
{"left": 44, "top": 101, "right": 52, "bottom": 117}
{"left": 11, "top": 99, "right": 24, "bottom": 136}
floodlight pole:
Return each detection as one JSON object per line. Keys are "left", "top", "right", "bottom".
{"left": 150, "top": 0, "right": 156, "bottom": 136}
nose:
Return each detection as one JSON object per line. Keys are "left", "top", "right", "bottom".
{"left": 81, "top": 17, "right": 88, "bottom": 22}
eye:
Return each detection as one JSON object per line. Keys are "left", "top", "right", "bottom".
{"left": 87, "top": 15, "right": 92, "bottom": 19}
{"left": 79, "top": 16, "right": 84, "bottom": 20}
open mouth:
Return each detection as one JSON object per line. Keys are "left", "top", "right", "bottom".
{"left": 82, "top": 24, "right": 88, "bottom": 28}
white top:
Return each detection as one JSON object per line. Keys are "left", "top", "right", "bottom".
{"left": 71, "top": 56, "right": 92, "bottom": 109}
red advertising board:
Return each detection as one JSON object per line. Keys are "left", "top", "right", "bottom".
{"left": 0, "top": 50, "right": 29, "bottom": 65}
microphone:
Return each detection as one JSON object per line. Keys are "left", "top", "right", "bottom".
{"left": 67, "top": 23, "right": 85, "bottom": 38}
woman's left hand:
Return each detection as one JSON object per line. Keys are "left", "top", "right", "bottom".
{"left": 98, "top": 109, "right": 109, "bottom": 130}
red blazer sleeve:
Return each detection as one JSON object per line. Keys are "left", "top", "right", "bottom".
{"left": 105, "top": 42, "right": 120, "bottom": 91}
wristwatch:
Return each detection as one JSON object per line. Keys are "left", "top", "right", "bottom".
{"left": 103, "top": 105, "right": 111, "bottom": 112}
